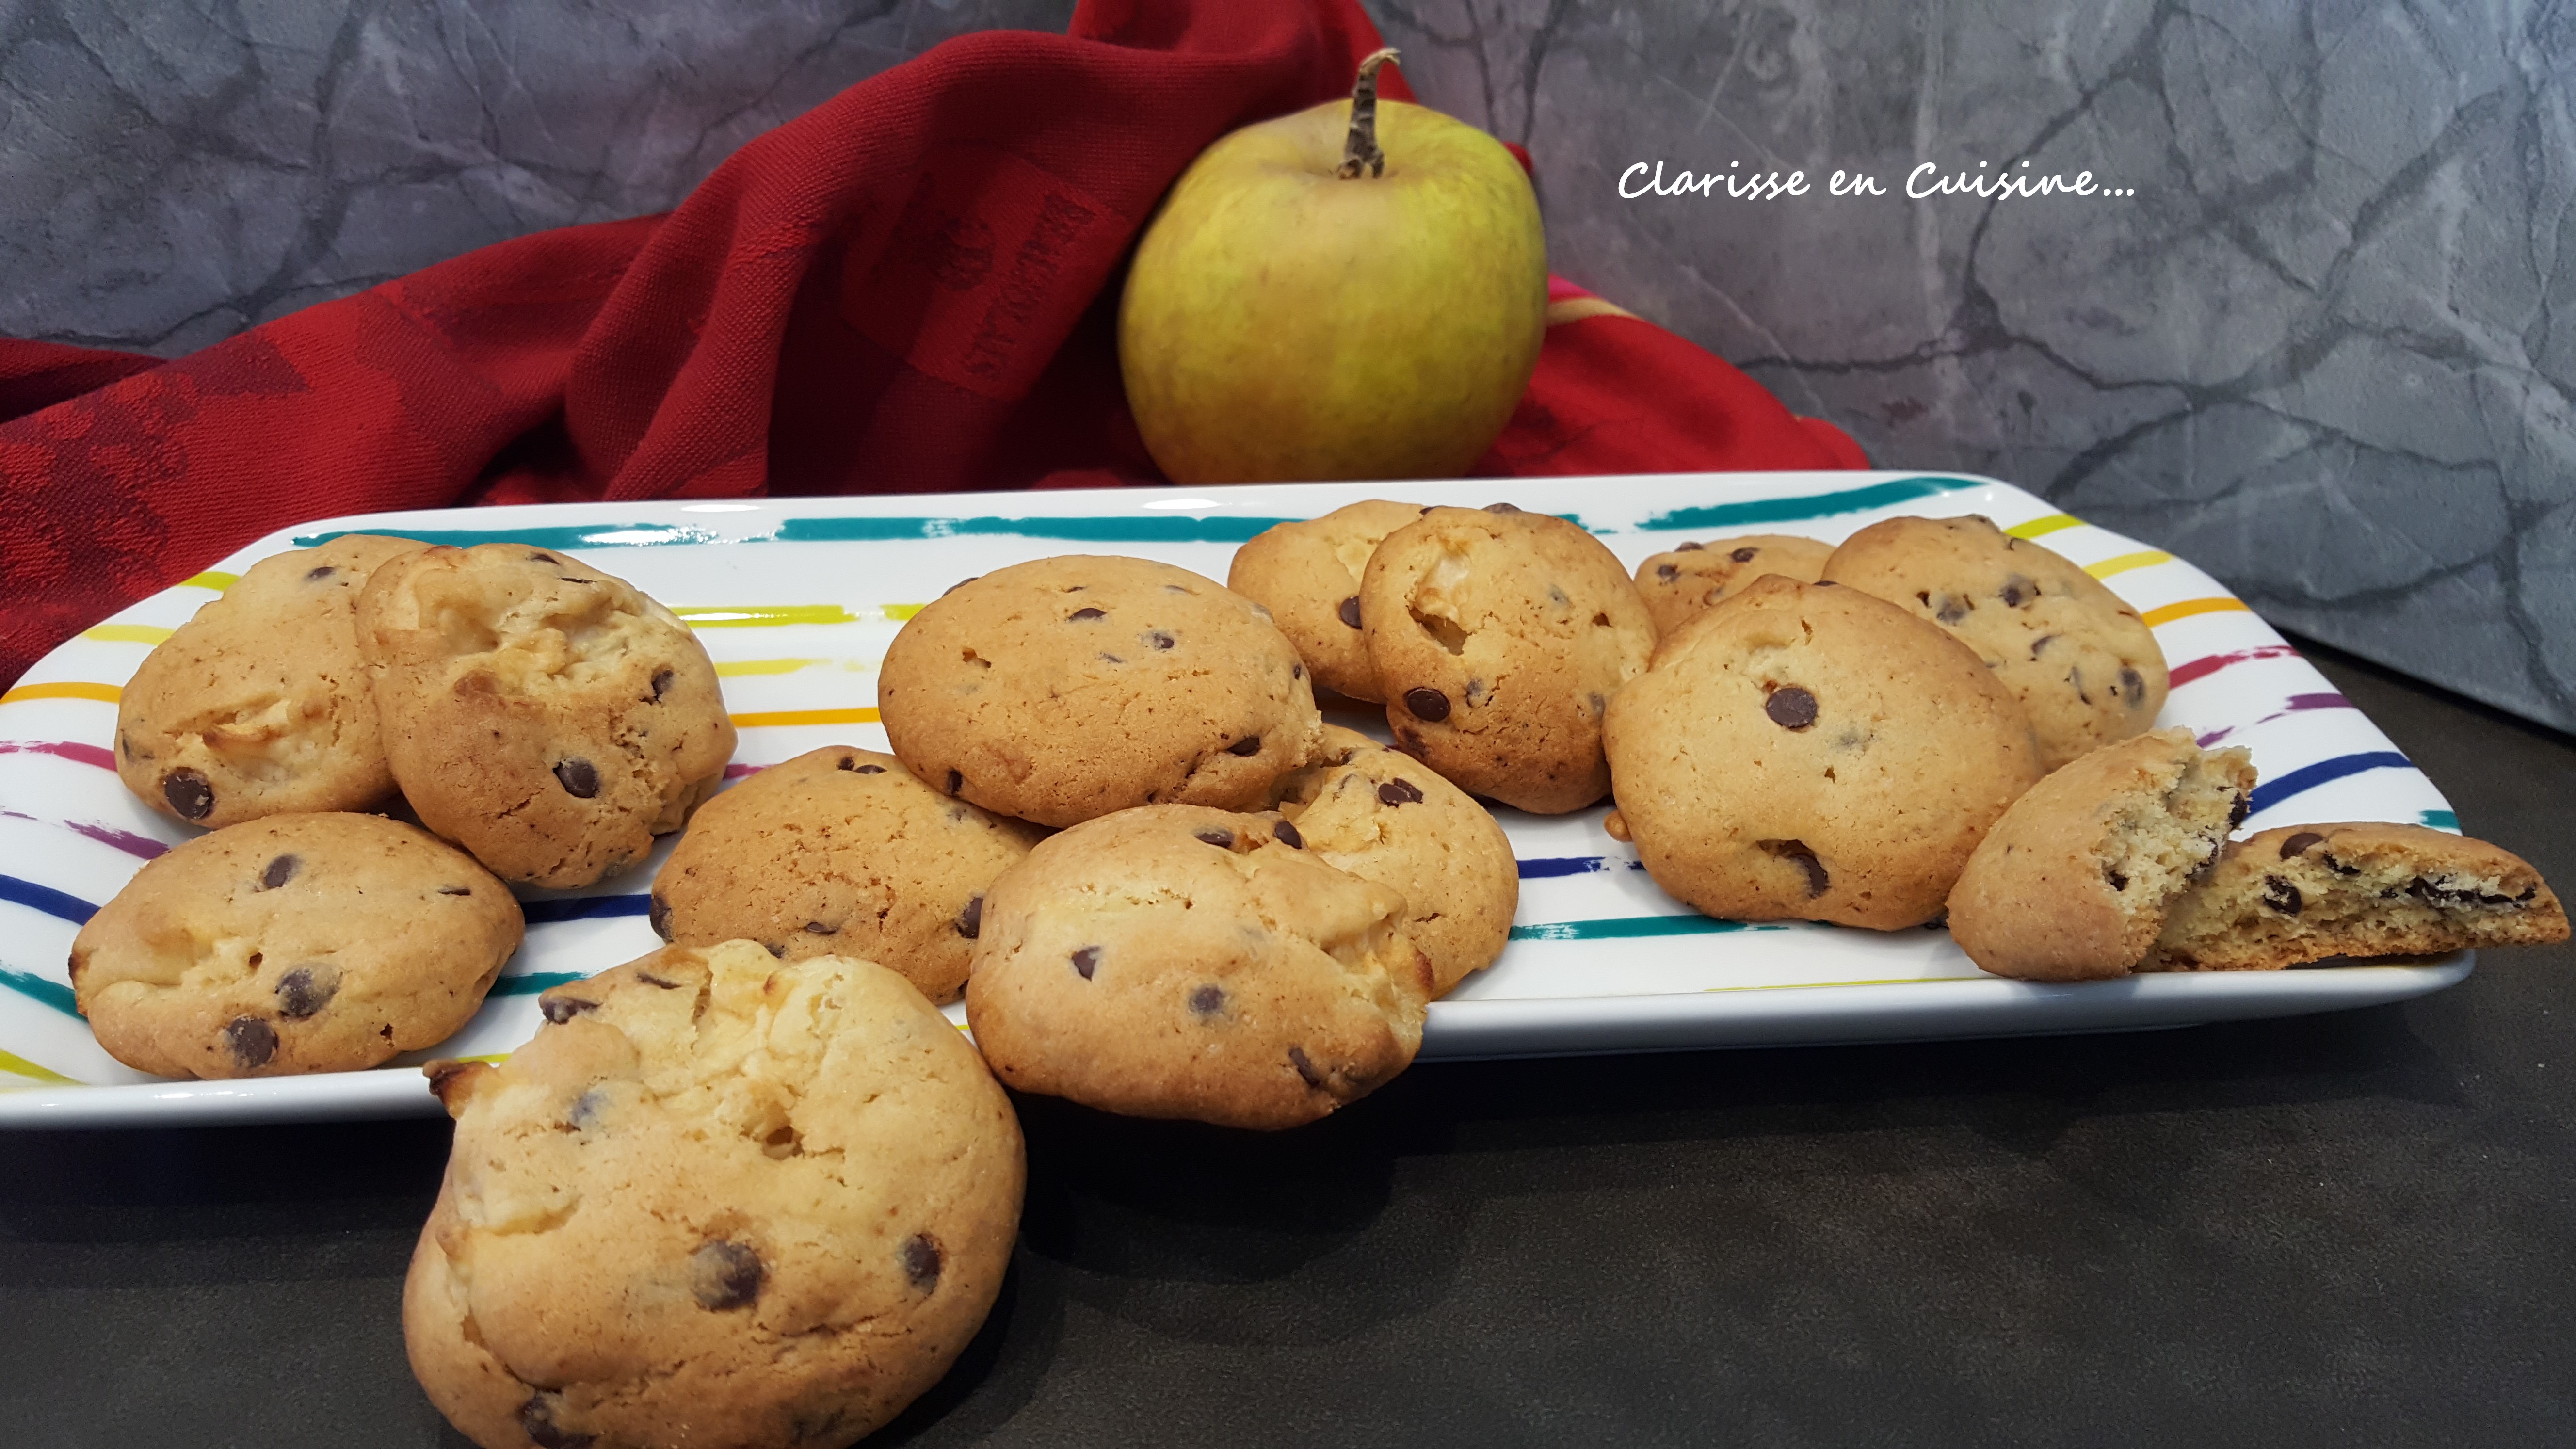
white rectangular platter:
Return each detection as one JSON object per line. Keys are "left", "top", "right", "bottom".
{"left": 0, "top": 472, "right": 2469, "bottom": 1126}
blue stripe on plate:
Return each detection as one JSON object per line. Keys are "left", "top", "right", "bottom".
{"left": 0, "top": 873, "right": 97, "bottom": 926}
{"left": 0, "top": 965, "right": 78, "bottom": 1016}
{"left": 490, "top": 972, "right": 589, "bottom": 996}
{"left": 1510, "top": 915, "right": 1777, "bottom": 941}
{"left": 522, "top": 895, "right": 654, "bottom": 924}
{"left": 1516, "top": 856, "right": 1645, "bottom": 879}
{"left": 296, "top": 524, "right": 726, "bottom": 551}
{"left": 2245, "top": 751, "right": 2415, "bottom": 817}
{"left": 1638, "top": 477, "right": 1982, "bottom": 532}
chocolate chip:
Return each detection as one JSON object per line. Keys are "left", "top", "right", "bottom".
{"left": 1934, "top": 596, "right": 1970, "bottom": 625}
{"left": 854, "top": 763, "right": 886, "bottom": 774}
{"left": 1731, "top": 547, "right": 1758, "bottom": 563}
{"left": 1999, "top": 576, "right": 2035, "bottom": 607}
{"left": 650, "top": 667, "right": 674, "bottom": 701}
{"left": 437, "top": 885, "right": 472, "bottom": 896}
{"left": 764, "top": 941, "right": 786, "bottom": 958}
{"left": 902, "top": 1233, "right": 943, "bottom": 1292}
{"left": 162, "top": 769, "right": 214, "bottom": 821}
{"left": 1377, "top": 778, "right": 1425, "bottom": 807}
{"left": 224, "top": 1017, "right": 277, "bottom": 1068}
{"left": 1765, "top": 686, "right": 1819, "bottom": 730}
{"left": 540, "top": 996, "right": 598, "bottom": 1024}
{"left": 637, "top": 972, "right": 682, "bottom": 989}
{"left": 2228, "top": 793, "right": 2251, "bottom": 828}
{"left": 1189, "top": 983, "right": 1226, "bottom": 1015}
{"left": 646, "top": 893, "right": 674, "bottom": 941}
{"left": 804, "top": 919, "right": 835, "bottom": 935}
{"left": 528, "top": 551, "right": 560, "bottom": 564}
{"left": 1071, "top": 946, "right": 1100, "bottom": 980}
{"left": 1291, "top": 662, "right": 1304, "bottom": 680}
{"left": 2279, "top": 831, "right": 2325, "bottom": 859}
{"left": 1195, "top": 829, "right": 1235, "bottom": 849}
{"left": 690, "top": 1240, "right": 764, "bottom": 1311}
{"left": 1813, "top": 580, "right": 1838, "bottom": 587}
{"left": 1288, "top": 1045, "right": 1326, "bottom": 1086}
{"left": 2263, "top": 875, "right": 2303, "bottom": 915}
{"left": 275, "top": 965, "right": 339, "bottom": 1019}
{"left": 1588, "top": 691, "right": 1607, "bottom": 717}
{"left": 305, "top": 565, "right": 336, "bottom": 580}
{"left": 1656, "top": 564, "right": 1679, "bottom": 582}
{"left": 519, "top": 1392, "right": 593, "bottom": 1449}
{"left": 2321, "top": 852, "right": 2360, "bottom": 877}
{"left": 1484, "top": 502, "right": 1523, "bottom": 513}
{"left": 2104, "top": 868, "right": 2129, "bottom": 892}
{"left": 565, "top": 1088, "right": 607, "bottom": 1130}
{"left": 2030, "top": 634, "right": 2059, "bottom": 660}
{"left": 1272, "top": 820, "right": 1304, "bottom": 850}
{"left": 1675, "top": 542, "right": 1705, "bottom": 552}
{"left": 1760, "top": 839, "right": 1829, "bottom": 897}
{"left": 1144, "top": 630, "right": 1175, "bottom": 650}
{"left": 2119, "top": 666, "right": 2145, "bottom": 702}
{"left": 553, "top": 758, "right": 599, "bottom": 798}
{"left": 1213, "top": 735, "right": 1263, "bottom": 761}
{"left": 1403, "top": 687, "right": 1451, "bottom": 721}
{"left": 945, "top": 769, "right": 963, "bottom": 795}
{"left": 1068, "top": 606, "right": 1106, "bottom": 621}
{"left": 259, "top": 854, "right": 300, "bottom": 890}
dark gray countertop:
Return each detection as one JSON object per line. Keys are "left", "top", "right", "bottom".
{"left": 4, "top": 640, "right": 2571, "bottom": 1448}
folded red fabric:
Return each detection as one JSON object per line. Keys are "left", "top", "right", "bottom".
{"left": 0, "top": 0, "right": 1860, "bottom": 690}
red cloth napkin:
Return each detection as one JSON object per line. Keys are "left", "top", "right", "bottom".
{"left": 0, "top": 0, "right": 1862, "bottom": 691}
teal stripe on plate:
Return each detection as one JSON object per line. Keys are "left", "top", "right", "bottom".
{"left": 0, "top": 965, "right": 78, "bottom": 1017}
{"left": 296, "top": 524, "right": 727, "bottom": 550}
{"left": 2420, "top": 809, "right": 2461, "bottom": 832}
{"left": 490, "top": 972, "right": 588, "bottom": 997}
{"left": 1509, "top": 915, "right": 1779, "bottom": 941}
{"left": 1639, "top": 476, "right": 1983, "bottom": 532}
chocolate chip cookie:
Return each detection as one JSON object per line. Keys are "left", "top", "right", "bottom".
{"left": 115, "top": 534, "right": 428, "bottom": 828}
{"left": 651, "top": 747, "right": 1043, "bottom": 1004}
{"left": 876, "top": 555, "right": 1324, "bottom": 828}
{"left": 1820, "top": 515, "right": 2168, "bottom": 771}
{"left": 1227, "top": 499, "right": 1427, "bottom": 702}
{"left": 1634, "top": 533, "right": 1833, "bottom": 640}
{"left": 1271, "top": 724, "right": 1518, "bottom": 995}
{"left": 1946, "top": 729, "right": 2257, "bottom": 981}
{"left": 69, "top": 812, "right": 521, "bottom": 1078}
{"left": 2147, "top": 822, "right": 2568, "bottom": 971}
{"left": 406, "top": 940, "right": 1024, "bottom": 1449}
{"left": 356, "top": 544, "right": 736, "bottom": 888}
{"left": 1361, "top": 505, "right": 1657, "bottom": 814}
{"left": 963, "top": 804, "right": 1436, "bottom": 1130}
{"left": 1603, "top": 576, "right": 2045, "bottom": 930}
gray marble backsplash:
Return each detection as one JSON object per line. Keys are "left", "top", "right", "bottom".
{"left": 4, "top": 0, "right": 2569, "bottom": 732}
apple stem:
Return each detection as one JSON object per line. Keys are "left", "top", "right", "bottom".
{"left": 1336, "top": 48, "right": 1401, "bottom": 179}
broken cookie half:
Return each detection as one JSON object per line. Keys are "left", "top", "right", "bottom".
{"left": 2145, "top": 822, "right": 2568, "bottom": 971}
{"left": 1948, "top": 727, "right": 2256, "bottom": 982}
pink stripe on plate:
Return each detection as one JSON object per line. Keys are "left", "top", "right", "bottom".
{"left": 2198, "top": 692, "right": 2354, "bottom": 746}
{"left": 2168, "top": 644, "right": 2298, "bottom": 689}
{"left": 0, "top": 740, "right": 115, "bottom": 770}
{"left": 0, "top": 810, "right": 165, "bottom": 860}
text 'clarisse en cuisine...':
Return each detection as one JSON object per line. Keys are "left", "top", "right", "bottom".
{"left": 1617, "top": 160, "right": 2136, "bottom": 200}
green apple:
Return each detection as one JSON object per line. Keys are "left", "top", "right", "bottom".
{"left": 1119, "top": 50, "right": 1548, "bottom": 484}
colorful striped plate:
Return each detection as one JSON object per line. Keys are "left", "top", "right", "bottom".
{"left": 0, "top": 473, "right": 2470, "bottom": 1126}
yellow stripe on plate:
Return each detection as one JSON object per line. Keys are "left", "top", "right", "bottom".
{"left": 674, "top": 605, "right": 859, "bottom": 629}
{"left": 81, "top": 624, "right": 175, "bottom": 645}
{"left": 882, "top": 604, "right": 926, "bottom": 622}
{"left": 715, "top": 658, "right": 826, "bottom": 678}
{"left": 2006, "top": 514, "right": 2083, "bottom": 539}
{"left": 179, "top": 571, "right": 238, "bottom": 591}
{"left": 729, "top": 707, "right": 881, "bottom": 728}
{"left": 0, "top": 1047, "right": 79, "bottom": 1085}
{"left": 2142, "top": 597, "right": 2253, "bottom": 627}
{"left": 0, "top": 681, "right": 122, "bottom": 706}
{"left": 2085, "top": 550, "right": 2174, "bottom": 580}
